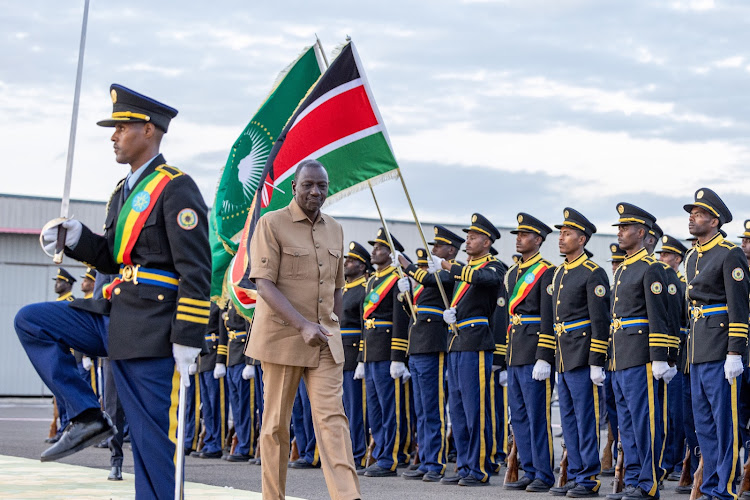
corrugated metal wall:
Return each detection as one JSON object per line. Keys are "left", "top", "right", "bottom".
{"left": 0, "top": 194, "right": 618, "bottom": 395}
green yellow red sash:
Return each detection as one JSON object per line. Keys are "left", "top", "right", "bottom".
{"left": 113, "top": 165, "right": 178, "bottom": 265}
{"left": 363, "top": 272, "right": 399, "bottom": 319}
{"left": 508, "top": 261, "right": 550, "bottom": 315}
{"left": 450, "top": 261, "right": 490, "bottom": 307}
{"left": 412, "top": 283, "right": 424, "bottom": 305}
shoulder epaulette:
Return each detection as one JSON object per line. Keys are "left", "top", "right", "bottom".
{"left": 643, "top": 255, "right": 658, "bottom": 265}
{"left": 583, "top": 260, "right": 599, "bottom": 271}
{"left": 658, "top": 261, "right": 670, "bottom": 270}
{"left": 155, "top": 164, "right": 184, "bottom": 179}
{"left": 541, "top": 258, "right": 554, "bottom": 267}
{"left": 719, "top": 241, "right": 737, "bottom": 250}
{"left": 680, "top": 275, "right": 687, "bottom": 283}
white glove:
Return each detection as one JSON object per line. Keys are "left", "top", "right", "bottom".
{"left": 590, "top": 365, "right": 605, "bottom": 387}
{"left": 491, "top": 364, "right": 501, "bottom": 373}
{"left": 663, "top": 365, "right": 678, "bottom": 384}
{"left": 188, "top": 363, "right": 197, "bottom": 375}
{"left": 532, "top": 359, "right": 551, "bottom": 381}
{"left": 213, "top": 362, "right": 226, "bottom": 379}
{"left": 397, "top": 276, "right": 411, "bottom": 293}
{"left": 242, "top": 365, "right": 256, "bottom": 380}
{"left": 427, "top": 255, "right": 444, "bottom": 274}
{"left": 725, "top": 354, "right": 744, "bottom": 383}
{"left": 442, "top": 307, "right": 456, "bottom": 325}
{"left": 42, "top": 218, "right": 83, "bottom": 253}
{"left": 353, "top": 362, "right": 365, "bottom": 380}
{"left": 390, "top": 360, "right": 406, "bottom": 380}
{"left": 498, "top": 370, "right": 508, "bottom": 387}
{"left": 390, "top": 251, "right": 402, "bottom": 268}
{"left": 173, "top": 344, "right": 201, "bottom": 387}
{"left": 651, "top": 360, "right": 670, "bottom": 380}
{"left": 402, "top": 367, "right": 411, "bottom": 382}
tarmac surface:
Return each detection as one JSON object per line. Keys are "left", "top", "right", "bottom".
{"left": 0, "top": 397, "right": 694, "bottom": 499}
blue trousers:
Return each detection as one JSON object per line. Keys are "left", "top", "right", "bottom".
{"left": 342, "top": 371, "right": 368, "bottom": 467}
{"left": 15, "top": 300, "right": 183, "bottom": 500}
{"left": 226, "top": 364, "right": 255, "bottom": 456}
{"left": 489, "top": 369, "right": 508, "bottom": 471}
{"left": 611, "top": 363, "right": 664, "bottom": 497}
{"left": 691, "top": 360, "right": 741, "bottom": 500}
{"left": 660, "top": 373, "right": 685, "bottom": 474}
{"left": 507, "top": 363, "right": 555, "bottom": 485}
{"left": 365, "top": 360, "right": 408, "bottom": 470}
{"left": 292, "top": 378, "right": 319, "bottom": 465}
{"left": 558, "top": 366, "right": 601, "bottom": 491}
{"left": 681, "top": 372, "right": 700, "bottom": 476}
{"left": 184, "top": 373, "right": 200, "bottom": 452}
{"left": 199, "top": 370, "right": 227, "bottom": 454}
{"left": 408, "top": 353, "right": 448, "bottom": 474}
{"left": 447, "top": 351, "right": 493, "bottom": 482}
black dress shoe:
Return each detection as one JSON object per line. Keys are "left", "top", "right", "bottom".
{"left": 407, "top": 463, "right": 420, "bottom": 471}
{"left": 526, "top": 478, "right": 553, "bottom": 492}
{"left": 356, "top": 465, "right": 372, "bottom": 476}
{"left": 666, "top": 470, "right": 681, "bottom": 481}
{"left": 41, "top": 413, "right": 115, "bottom": 462}
{"left": 600, "top": 467, "right": 616, "bottom": 477}
{"left": 197, "top": 450, "right": 222, "bottom": 459}
{"left": 606, "top": 485, "right": 635, "bottom": 500}
{"left": 288, "top": 458, "right": 320, "bottom": 469}
{"left": 458, "top": 476, "right": 489, "bottom": 486}
{"left": 107, "top": 465, "right": 122, "bottom": 481}
{"left": 248, "top": 458, "right": 261, "bottom": 465}
{"left": 440, "top": 474, "right": 463, "bottom": 484}
{"left": 550, "top": 480, "right": 577, "bottom": 496}
{"left": 44, "top": 431, "right": 63, "bottom": 444}
{"left": 622, "top": 487, "right": 655, "bottom": 499}
{"left": 422, "top": 471, "right": 444, "bottom": 482}
{"left": 226, "top": 453, "right": 252, "bottom": 462}
{"left": 402, "top": 469, "right": 426, "bottom": 479}
{"left": 674, "top": 484, "right": 692, "bottom": 494}
{"left": 95, "top": 438, "right": 110, "bottom": 449}
{"left": 567, "top": 484, "right": 599, "bottom": 498}
{"left": 504, "top": 474, "right": 533, "bottom": 490}
{"left": 355, "top": 463, "right": 365, "bottom": 470}
{"left": 364, "top": 464, "right": 397, "bottom": 477}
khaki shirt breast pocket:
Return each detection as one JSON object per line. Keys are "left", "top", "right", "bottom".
{"left": 328, "top": 248, "right": 341, "bottom": 282}
{"left": 280, "top": 247, "right": 310, "bottom": 280}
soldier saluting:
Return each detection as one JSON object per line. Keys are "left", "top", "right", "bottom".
{"left": 683, "top": 188, "right": 750, "bottom": 500}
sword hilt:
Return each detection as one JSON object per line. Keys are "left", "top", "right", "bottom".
{"left": 53, "top": 225, "right": 67, "bottom": 264}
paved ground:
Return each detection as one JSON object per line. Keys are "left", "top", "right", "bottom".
{"left": 0, "top": 397, "right": 691, "bottom": 499}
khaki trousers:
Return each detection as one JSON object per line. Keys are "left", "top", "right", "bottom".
{"left": 260, "top": 345, "right": 360, "bottom": 500}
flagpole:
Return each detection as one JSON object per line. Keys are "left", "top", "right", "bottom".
{"left": 350, "top": 40, "right": 455, "bottom": 331}
{"left": 367, "top": 181, "right": 417, "bottom": 320}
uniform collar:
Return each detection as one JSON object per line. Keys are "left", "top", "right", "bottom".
{"left": 375, "top": 265, "right": 396, "bottom": 278}
{"left": 519, "top": 252, "right": 542, "bottom": 269}
{"left": 289, "top": 198, "right": 325, "bottom": 224}
{"left": 126, "top": 154, "right": 159, "bottom": 191}
{"left": 622, "top": 247, "right": 648, "bottom": 266}
{"left": 83, "top": 292, "right": 94, "bottom": 299}
{"left": 563, "top": 251, "right": 587, "bottom": 270}
{"left": 56, "top": 291, "right": 73, "bottom": 301}
{"left": 468, "top": 253, "right": 493, "bottom": 266}
{"left": 696, "top": 232, "right": 723, "bottom": 253}
{"left": 345, "top": 276, "right": 367, "bottom": 289}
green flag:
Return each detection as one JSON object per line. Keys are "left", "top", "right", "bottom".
{"left": 210, "top": 46, "right": 322, "bottom": 299}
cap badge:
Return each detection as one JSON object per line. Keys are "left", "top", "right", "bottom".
{"left": 617, "top": 205, "right": 624, "bottom": 214}
{"left": 697, "top": 190, "right": 704, "bottom": 199}
{"left": 610, "top": 244, "right": 617, "bottom": 252}
{"left": 111, "top": 88, "right": 117, "bottom": 103}
{"left": 434, "top": 227, "right": 439, "bottom": 235}
{"left": 517, "top": 214, "right": 523, "bottom": 223}
{"left": 746, "top": 221, "right": 750, "bottom": 230}
{"left": 472, "top": 215, "right": 477, "bottom": 223}
{"left": 349, "top": 242, "right": 355, "bottom": 250}
{"left": 662, "top": 236, "right": 668, "bottom": 243}
{"left": 564, "top": 210, "right": 569, "bottom": 218}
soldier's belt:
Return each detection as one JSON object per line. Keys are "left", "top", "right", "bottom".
{"left": 364, "top": 319, "right": 393, "bottom": 330}
{"left": 341, "top": 328, "right": 362, "bottom": 337}
{"left": 510, "top": 314, "right": 541, "bottom": 326}
{"left": 611, "top": 317, "right": 649, "bottom": 331}
{"left": 415, "top": 306, "right": 444, "bottom": 316}
{"left": 457, "top": 317, "right": 489, "bottom": 330}
{"left": 680, "top": 327, "right": 689, "bottom": 335}
{"left": 689, "top": 304, "right": 728, "bottom": 320}
{"left": 119, "top": 264, "right": 179, "bottom": 290}
{"left": 228, "top": 331, "right": 247, "bottom": 340}
{"left": 553, "top": 318, "right": 591, "bottom": 335}
{"left": 204, "top": 333, "right": 219, "bottom": 342}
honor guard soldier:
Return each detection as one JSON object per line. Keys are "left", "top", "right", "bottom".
{"left": 427, "top": 213, "right": 505, "bottom": 487}
{"left": 343, "top": 241, "right": 372, "bottom": 470}
{"left": 607, "top": 203, "right": 670, "bottom": 500}
{"left": 15, "top": 84, "right": 211, "bottom": 498}
{"left": 502, "top": 212, "right": 556, "bottom": 492}
{"left": 548, "top": 208, "right": 611, "bottom": 498}
{"left": 609, "top": 243, "right": 627, "bottom": 274}
{"left": 218, "top": 301, "right": 257, "bottom": 462}
{"left": 194, "top": 302, "right": 228, "bottom": 459}
{"left": 683, "top": 189, "right": 750, "bottom": 500}
{"left": 358, "top": 228, "right": 411, "bottom": 477}
{"left": 656, "top": 235, "right": 699, "bottom": 490}
{"left": 54, "top": 268, "right": 76, "bottom": 302}
{"left": 76, "top": 268, "right": 99, "bottom": 399}
{"left": 397, "top": 226, "right": 464, "bottom": 482}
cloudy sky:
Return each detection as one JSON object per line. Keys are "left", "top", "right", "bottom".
{"left": 3, "top": 0, "right": 750, "bottom": 240}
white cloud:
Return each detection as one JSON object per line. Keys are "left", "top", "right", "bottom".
{"left": 670, "top": 0, "right": 715, "bottom": 11}
{"left": 714, "top": 56, "right": 744, "bottom": 68}
{"left": 118, "top": 63, "right": 184, "bottom": 78}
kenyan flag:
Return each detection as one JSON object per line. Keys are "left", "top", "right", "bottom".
{"left": 229, "top": 41, "right": 400, "bottom": 320}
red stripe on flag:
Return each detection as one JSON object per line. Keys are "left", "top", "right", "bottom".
{"left": 273, "top": 85, "right": 377, "bottom": 179}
